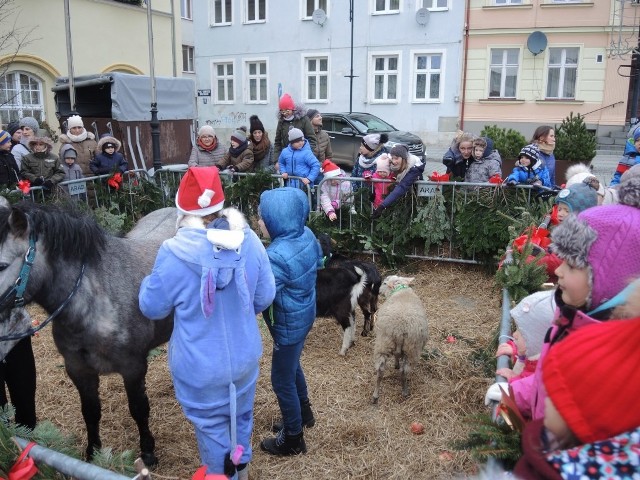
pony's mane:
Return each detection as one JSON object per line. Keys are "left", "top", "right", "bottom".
{"left": 0, "top": 201, "right": 106, "bottom": 265}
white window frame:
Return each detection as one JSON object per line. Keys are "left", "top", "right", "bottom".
{"left": 244, "top": 0, "right": 267, "bottom": 23}
{"left": 302, "top": 0, "right": 329, "bottom": 20}
{"left": 243, "top": 58, "right": 269, "bottom": 104}
{"left": 0, "top": 71, "right": 45, "bottom": 125}
{"left": 493, "top": 0, "right": 523, "bottom": 5}
{"left": 368, "top": 51, "right": 401, "bottom": 104}
{"left": 418, "top": 0, "right": 449, "bottom": 11}
{"left": 211, "top": 59, "right": 235, "bottom": 104}
{"left": 182, "top": 45, "right": 195, "bottom": 73}
{"left": 371, "top": 0, "right": 400, "bottom": 15}
{"left": 302, "top": 54, "right": 330, "bottom": 103}
{"left": 546, "top": 46, "right": 579, "bottom": 100}
{"left": 410, "top": 50, "right": 444, "bottom": 103}
{"left": 488, "top": 47, "right": 520, "bottom": 98}
{"left": 210, "top": 0, "right": 232, "bottom": 26}
{"left": 180, "top": 0, "right": 192, "bottom": 19}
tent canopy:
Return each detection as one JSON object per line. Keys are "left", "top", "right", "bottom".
{"left": 53, "top": 73, "right": 196, "bottom": 121}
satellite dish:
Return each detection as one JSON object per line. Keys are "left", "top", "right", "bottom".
{"left": 527, "top": 31, "right": 548, "bottom": 56}
{"left": 416, "top": 8, "right": 430, "bottom": 26}
{"left": 312, "top": 8, "right": 327, "bottom": 26}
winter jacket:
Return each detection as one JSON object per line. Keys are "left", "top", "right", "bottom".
{"left": 187, "top": 141, "right": 226, "bottom": 167}
{"left": 380, "top": 154, "right": 425, "bottom": 209}
{"left": 139, "top": 208, "right": 275, "bottom": 405}
{"left": 610, "top": 139, "right": 640, "bottom": 186}
{"left": 0, "top": 150, "right": 20, "bottom": 188}
{"left": 218, "top": 142, "right": 254, "bottom": 172}
{"left": 319, "top": 174, "right": 353, "bottom": 215}
{"left": 259, "top": 187, "right": 322, "bottom": 346}
{"left": 273, "top": 106, "right": 317, "bottom": 162}
{"left": 372, "top": 172, "right": 396, "bottom": 209}
{"left": 351, "top": 146, "right": 388, "bottom": 180}
{"left": 514, "top": 419, "right": 640, "bottom": 480}
{"left": 506, "top": 158, "right": 552, "bottom": 187}
{"left": 443, "top": 141, "right": 474, "bottom": 179}
{"left": 251, "top": 133, "right": 275, "bottom": 172}
{"left": 20, "top": 137, "right": 65, "bottom": 186}
{"left": 278, "top": 139, "right": 321, "bottom": 189}
{"left": 11, "top": 141, "right": 30, "bottom": 169}
{"left": 538, "top": 149, "right": 556, "bottom": 186}
{"left": 58, "top": 132, "right": 98, "bottom": 177}
{"left": 311, "top": 127, "right": 333, "bottom": 164}
{"left": 90, "top": 136, "right": 128, "bottom": 175}
{"left": 464, "top": 140, "right": 503, "bottom": 183}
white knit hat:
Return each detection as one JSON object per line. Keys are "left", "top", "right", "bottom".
{"left": 67, "top": 115, "right": 84, "bottom": 130}
{"left": 198, "top": 125, "right": 216, "bottom": 137}
{"left": 510, "top": 290, "right": 555, "bottom": 357}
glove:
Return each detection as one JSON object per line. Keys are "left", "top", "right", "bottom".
{"left": 371, "top": 205, "right": 385, "bottom": 219}
{"left": 31, "top": 177, "right": 44, "bottom": 186}
{"left": 507, "top": 180, "right": 517, "bottom": 187}
{"left": 43, "top": 180, "right": 54, "bottom": 189}
{"left": 484, "top": 381, "right": 509, "bottom": 406}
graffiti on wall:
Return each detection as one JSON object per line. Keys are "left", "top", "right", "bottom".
{"left": 205, "top": 112, "right": 249, "bottom": 128}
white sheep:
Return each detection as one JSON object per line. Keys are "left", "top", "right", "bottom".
{"left": 372, "top": 275, "right": 429, "bottom": 404}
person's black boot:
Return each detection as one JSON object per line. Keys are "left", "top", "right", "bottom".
{"left": 271, "top": 399, "right": 315, "bottom": 433}
{"left": 260, "top": 429, "right": 307, "bottom": 456}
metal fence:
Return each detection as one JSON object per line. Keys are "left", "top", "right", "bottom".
{"left": 12, "top": 168, "right": 550, "bottom": 264}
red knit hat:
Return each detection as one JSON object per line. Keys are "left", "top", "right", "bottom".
{"left": 175, "top": 167, "right": 225, "bottom": 216}
{"left": 278, "top": 93, "right": 295, "bottom": 111}
{"left": 322, "top": 159, "right": 341, "bottom": 179}
{"left": 543, "top": 317, "right": 640, "bottom": 443}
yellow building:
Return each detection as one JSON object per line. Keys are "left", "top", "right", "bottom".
{"left": 463, "top": 0, "right": 639, "bottom": 138}
{"left": 0, "top": 0, "right": 180, "bottom": 129}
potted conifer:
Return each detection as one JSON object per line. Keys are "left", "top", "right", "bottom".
{"left": 553, "top": 112, "right": 597, "bottom": 181}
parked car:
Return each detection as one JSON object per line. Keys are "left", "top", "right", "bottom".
{"left": 321, "top": 112, "right": 426, "bottom": 169}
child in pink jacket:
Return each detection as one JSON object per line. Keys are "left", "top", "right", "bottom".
{"left": 371, "top": 153, "right": 395, "bottom": 209}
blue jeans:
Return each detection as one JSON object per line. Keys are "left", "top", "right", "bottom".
{"left": 270, "top": 340, "right": 308, "bottom": 435}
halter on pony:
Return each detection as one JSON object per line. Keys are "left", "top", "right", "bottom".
{"left": 0, "top": 224, "right": 85, "bottom": 342}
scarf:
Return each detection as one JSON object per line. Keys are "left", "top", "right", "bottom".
{"left": 537, "top": 141, "right": 555, "bottom": 155}
{"left": 358, "top": 146, "right": 383, "bottom": 169}
{"left": 251, "top": 132, "right": 270, "bottom": 160}
{"left": 197, "top": 136, "right": 218, "bottom": 152}
{"left": 66, "top": 130, "right": 88, "bottom": 143}
{"left": 229, "top": 140, "right": 248, "bottom": 157}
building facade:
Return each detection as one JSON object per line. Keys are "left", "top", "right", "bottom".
{"left": 0, "top": 0, "right": 181, "bottom": 129}
{"left": 462, "top": 0, "right": 638, "bottom": 138}
{"left": 192, "top": 0, "right": 465, "bottom": 146}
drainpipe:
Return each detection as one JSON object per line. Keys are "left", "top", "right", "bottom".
{"left": 460, "top": 0, "right": 471, "bottom": 131}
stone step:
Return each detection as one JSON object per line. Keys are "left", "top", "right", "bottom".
{"left": 611, "top": 130, "right": 630, "bottom": 140}
{"left": 597, "top": 136, "right": 615, "bottom": 145}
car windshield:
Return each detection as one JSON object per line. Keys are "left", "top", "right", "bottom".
{"left": 349, "top": 115, "right": 397, "bottom": 134}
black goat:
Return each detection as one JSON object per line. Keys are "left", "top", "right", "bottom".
{"left": 317, "top": 233, "right": 382, "bottom": 336}
{"left": 316, "top": 266, "right": 367, "bottom": 356}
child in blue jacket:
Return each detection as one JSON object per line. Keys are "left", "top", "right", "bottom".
{"left": 278, "top": 128, "right": 320, "bottom": 190}
{"left": 610, "top": 128, "right": 640, "bottom": 186}
{"left": 258, "top": 187, "right": 322, "bottom": 457}
{"left": 90, "top": 136, "right": 128, "bottom": 175}
{"left": 505, "top": 144, "right": 551, "bottom": 188}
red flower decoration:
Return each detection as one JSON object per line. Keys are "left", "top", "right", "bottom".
{"left": 488, "top": 174, "right": 503, "bottom": 184}
{"left": 17, "top": 180, "right": 31, "bottom": 194}
{"left": 512, "top": 226, "right": 551, "bottom": 253}
{"left": 429, "top": 171, "right": 450, "bottom": 182}
{"left": 9, "top": 442, "right": 38, "bottom": 480}
{"left": 107, "top": 172, "right": 123, "bottom": 190}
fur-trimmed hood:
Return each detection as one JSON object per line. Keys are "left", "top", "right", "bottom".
{"left": 276, "top": 103, "right": 307, "bottom": 121}
{"left": 97, "top": 135, "right": 122, "bottom": 152}
{"left": 27, "top": 136, "right": 54, "bottom": 153}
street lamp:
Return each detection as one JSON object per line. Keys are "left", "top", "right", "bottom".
{"left": 147, "top": 0, "right": 162, "bottom": 172}
{"left": 345, "top": 0, "right": 358, "bottom": 114}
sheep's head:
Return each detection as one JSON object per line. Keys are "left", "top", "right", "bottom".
{"left": 380, "top": 275, "right": 415, "bottom": 297}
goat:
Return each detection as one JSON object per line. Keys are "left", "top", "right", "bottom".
{"left": 317, "top": 233, "right": 381, "bottom": 336}
{"left": 316, "top": 266, "right": 367, "bottom": 356}
{"left": 372, "top": 275, "right": 429, "bottom": 404}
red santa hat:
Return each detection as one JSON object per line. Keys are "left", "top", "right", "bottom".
{"left": 322, "top": 159, "right": 341, "bottom": 179}
{"left": 175, "top": 167, "right": 225, "bottom": 216}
